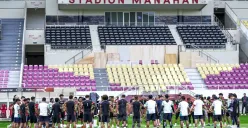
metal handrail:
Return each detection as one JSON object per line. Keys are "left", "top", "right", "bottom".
{"left": 179, "top": 44, "right": 219, "bottom": 63}
{"left": 214, "top": 15, "right": 238, "bottom": 44}
{"left": 65, "top": 45, "right": 93, "bottom": 64}
{"left": 177, "top": 84, "right": 196, "bottom": 97}
{"left": 19, "top": 1, "right": 27, "bottom": 88}
{"left": 191, "top": 44, "right": 219, "bottom": 63}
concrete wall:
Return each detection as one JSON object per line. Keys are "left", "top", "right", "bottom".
{"left": 26, "top": 0, "right": 46, "bottom": 8}
{"left": 206, "top": 50, "right": 239, "bottom": 64}
{"left": 44, "top": 47, "right": 88, "bottom": 64}
{"left": 240, "top": 32, "right": 248, "bottom": 58}
{"left": 180, "top": 50, "right": 239, "bottom": 68}
{"left": 26, "top": 8, "right": 45, "bottom": 29}
{"left": 224, "top": 13, "right": 237, "bottom": 29}
{"left": 0, "top": 1, "right": 25, "bottom": 18}
{"left": 181, "top": 1, "right": 213, "bottom": 16}
{"left": 228, "top": 30, "right": 240, "bottom": 43}
{"left": 44, "top": 45, "right": 90, "bottom": 65}
{"left": 0, "top": 1, "right": 25, "bottom": 8}
{"left": 25, "top": 30, "right": 45, "bottom": 44}
{"left": 0, "top": 9, "right": 24, "bottom": 18}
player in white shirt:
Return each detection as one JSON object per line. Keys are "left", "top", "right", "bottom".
{"left": 190, "top": 95, "right": 206, "bottom": 128}
{"left": 210, "top": 95, "right": 223, "bottom": 128}
{"left": 38, "top": 97, "right": 49, "bottom": 128}
{"left": 161, "top": 94, "right": 174, "bottom": 128}
{"left": 14, "top": 99, "right": 21, "bottom": 128}
{"left": 144, "top": 95, "right": 158, "bottom": 128}
{"left": 176, "top": 96, "right": 190, "bottom": 128}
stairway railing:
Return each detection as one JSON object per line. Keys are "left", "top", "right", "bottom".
{"left": 179, "top": 44, "right": 219, "bottom": 63}
{"left": 177, "top": 85, "right": 196, "bottom": 97}
{"left": 117, "top": 85, "right": 196, "bottom": 97}
{"left": 65, "top": 45, "right": 93, "bottom": 64}
{"left": 214, "top": 15, "right": 238, "bottom": 45}
{"left": 19, "top": 1, "right": 27, "bottom": 87}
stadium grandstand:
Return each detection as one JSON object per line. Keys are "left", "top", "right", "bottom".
{"left": 0, "top": 0, "right": 248, "bottom": 127}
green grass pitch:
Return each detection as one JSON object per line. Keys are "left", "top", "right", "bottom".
{"left": 2, "top": 115, "right": 248, "bottom": 128}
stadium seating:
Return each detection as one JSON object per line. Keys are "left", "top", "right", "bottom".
{"left": 242, "top": 20, "right": 248, "bottom": 28}
{"left": 22, "top": 64, "right": 96, "bottom": 89}
{"left": 45, "top": 26, "right": 91, "bottom": 49}
{"left": 106, "top": 64, "right": 193, "bottom": 92}
{"left": 0, "top": 70, "right": 8, "bottom": 87}
{"left": 98, "top": 26, "right": 176, "bottom": 45}
{"left": 197, "top": 63, "right": 248, "bottom": 89}
{"left": 177, "top": 25, "right": 227, "bottom": 48}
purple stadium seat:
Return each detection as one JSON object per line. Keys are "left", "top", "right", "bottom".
{"left": 92, "top": 86, "right": 97, "bottom": 91}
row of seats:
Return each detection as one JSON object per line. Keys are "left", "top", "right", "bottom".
{"left": 106, "top": 64, "right": 190, "bottom": 88}
{"left": 0, "top": 70, "right": 8, "bottom": 86}
{"left": 197, "top": 63, "right": 248, "bottom": 89}
{"left": 45, "top": 26, "right": 91, "bottom": 49}
{"left": 98, "top": 26, "right": 176, "bottom": 45}
{"left": 177, "top": 25, "right": 227, "bottom": 48}
{"left": 196, "top": 63, "right": 240, "bottom": 79}
{"left": 22, "top": 65, "right": 95, "bottom": 88}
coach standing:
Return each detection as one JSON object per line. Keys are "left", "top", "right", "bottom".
{"left": 241, "top": 93, "right": 248, "bottom": 115}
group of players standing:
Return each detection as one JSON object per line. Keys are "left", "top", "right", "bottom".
{"left": 10, "top": 92, "right": 241, "bottom": 128}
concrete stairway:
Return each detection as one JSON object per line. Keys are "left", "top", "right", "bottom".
{"left": 168, "top": 25, "right": 184, "bottom": 45}
{"left": 89, "top": 25, "right": 101, "bottom": 52}
{"left": 93, "top": 68, "right": 109, "bottom": 91}
{"left": 184, "top": 68, "right": 206, "bottom": 89}
{"left": 8, "top": 71, "right": 20, "bottom": 87}
{"left": 0, "top": 19, "right": 24, "bottom": 70}
{"left": 0, "top": 19, "right": 24, "bottom": 87}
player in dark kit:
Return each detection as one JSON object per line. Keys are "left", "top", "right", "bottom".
{"left": 82, "top": 95, "right": 94, "bottom": 128}
{"left": 28, "top": 96, "right": 37, "bottom": 128}
{"left": 131, "top": 96, "right": 142, "bottom": 128}
{"left": 230, "top": 94, "right": 240, "bottom": 128}
{"left": 51, "top": 98, "right": 61, "bottom": 128}
{"left": 174, "top": 94, "right": 182, "bottom": 126}
{"left": 116, "top": 95, "right": 128, "bottom": 128}
{"left": 59, "top": 94, "right": 65, "bottom": 126}
{"left": 20, "top": 99, "right": 28, "bottom": 128}
{"left": 100, "top": 95, "right": 112, "bottom": 128}
{"left": 66, "top": 95, "right": 76, "bottom": 128}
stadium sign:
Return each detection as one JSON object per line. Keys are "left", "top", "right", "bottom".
{"left": 61, "top": 0, "right": 199, "bottom": 4}
{"left": 0, "top": 88, "right": 54, "bottom": 92}
{"left": 0, "top": 88, "right": 19, "bottom": 92}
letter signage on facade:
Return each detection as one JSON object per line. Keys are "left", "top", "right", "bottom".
{"left": 60, "top": 0, "right": 199, "bottom": 4}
